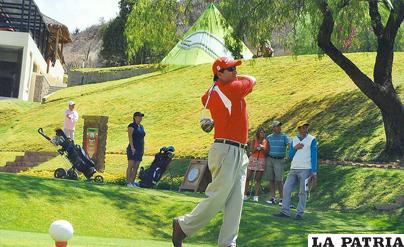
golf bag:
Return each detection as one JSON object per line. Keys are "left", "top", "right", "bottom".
{"left": 138, "top": 146, "right": 175, "bottom": 188}
{"left": 38, "top": 128, "right": 103, "bottom": 182}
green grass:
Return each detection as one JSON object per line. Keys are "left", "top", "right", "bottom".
{"left": 1, "top": 53, "right": 403, "bottom": 247}
{"left": 0, "top": 168, "right": 402, "bottom": 247}
{"left": 0, "top": 230, "right": 214, "bottom": 247}
{"left": 18, "top": 153, "right": 404, "bottom": 210}
{"left": 0, "top": 53, "right": 403, "bottom": 161}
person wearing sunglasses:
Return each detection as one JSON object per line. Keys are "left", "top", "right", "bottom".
{"left": 173, "top": 57, "right": 256, "bottom": 247}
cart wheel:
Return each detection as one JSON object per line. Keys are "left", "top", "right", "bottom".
{"left": 67, "top": 169, "right": 78, "bottom": 180}
{"left": 54, "top": 168, "right": 66, "bottom": 179}
{"left": 94, "top": 175, "right": 104, "bottom": 183}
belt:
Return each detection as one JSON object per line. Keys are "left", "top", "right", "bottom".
{"left": 214, "top": 139, "right": 248, "bottom": 149}
{"left": 268, "top": 155, "right": 284, "bottom": 160}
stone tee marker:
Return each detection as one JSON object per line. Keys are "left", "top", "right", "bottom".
{"left": 82, "top": 115, "right": 108, "bottom": 172}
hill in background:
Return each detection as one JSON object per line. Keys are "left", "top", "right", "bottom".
{"left": 0, "top": 53, "right": 403, "bottom": 161}
{"left": 63, "top": 24, "right": 105, "bottom": 70}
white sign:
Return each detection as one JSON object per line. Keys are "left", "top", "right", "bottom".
{"left": 308, "top": 234, "right": 403, "bottom": 247}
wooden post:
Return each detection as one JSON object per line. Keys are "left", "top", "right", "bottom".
{"left": 60, "top": 42, "right": 65, "bottom": 64}
{"left": 54, "top": 27, "right": 60, "bottom": 61}
{"left": 46, "top": 59, "right": 50, "bottom": 73}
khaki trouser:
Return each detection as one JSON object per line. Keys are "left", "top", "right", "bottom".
{"left": 265, "top": 157, "right": 285, "bottom": 182}
{"left": 64, "top": 128, "right": 75, "bottom": 140}
{"left": 178, "top": 142, "right": 249, "bottom": 247}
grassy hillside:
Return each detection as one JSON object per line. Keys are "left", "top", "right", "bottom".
{"left": 0, "top": 169, "right": 402, "bottom": 247}
{"left": 0, "top": 53, "right": 403, "bottom": 161}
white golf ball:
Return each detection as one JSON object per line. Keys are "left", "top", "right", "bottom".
{"left": 49, "top": 220, "right": 74, "bottom": 241}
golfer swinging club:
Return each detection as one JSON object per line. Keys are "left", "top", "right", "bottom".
{"left": 172, "top": 57, "right": 256, "bottom": 247}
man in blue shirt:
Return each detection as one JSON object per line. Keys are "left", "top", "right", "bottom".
{"left": 265, "top": 120, "right": 290, "bottom": 206}
{"left": 274, "top": 121, "right": 317, "bottom": 220}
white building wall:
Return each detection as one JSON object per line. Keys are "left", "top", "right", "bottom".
{"left": 0, "top": 31, "right": 64, "bottom": 101}
{"left": 49, "top": 59, "right": 65, "bottom": 83}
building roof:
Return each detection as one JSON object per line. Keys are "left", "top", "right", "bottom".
{"left": 42, "top": 14, "right": 72, "bottom": 43}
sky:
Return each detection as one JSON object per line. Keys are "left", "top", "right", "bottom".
{"left": 35, "top": 0, "right": 120, "bottom": 32}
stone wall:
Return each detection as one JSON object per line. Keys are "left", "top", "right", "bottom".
{"left": 68, "top": 67, "right": 159, "bottom": 86}
{"left": 32, "top": 74, "right": 50, "bottom": 103}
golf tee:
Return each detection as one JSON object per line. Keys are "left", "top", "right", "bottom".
{"left": 55, "top": 241, "right": 67, "bottom": 247}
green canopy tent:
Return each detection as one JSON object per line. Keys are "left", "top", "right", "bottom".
{"left": 161, "top": 4, "right": 253, "bottom": 65}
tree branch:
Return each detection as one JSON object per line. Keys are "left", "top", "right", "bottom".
{"left": 368, "top": 0, "right": 384, "bottom": 38}
{"left": 317, "top": 1, "right": 382, "bottom": 104}
{"left": 232, "top": 1, "right": 265, "bottom": 40}
{"left": 384, "top": 0, "right": 404, "bottom": 42}
{"left": 339, "top": 0, "right": 351, "bottom": 8}
{"left": 372, "top": 0, "right": 403, "bottom": 87}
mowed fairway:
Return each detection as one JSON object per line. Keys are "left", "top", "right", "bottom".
{"left": 0, "top": 167, "right": 403, "bottom": 247}
{"left": 0, "top": 230, "right": 214, "bottom": 247}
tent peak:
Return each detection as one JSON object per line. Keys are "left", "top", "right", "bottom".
{"left": 161, "top": 2, "right": 253, "bottom": 66}
{"left": 208, "top": 3, "right": 217, "bottom": 9}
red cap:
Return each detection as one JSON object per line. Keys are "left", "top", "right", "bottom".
{"left": 212, "top": 57, "right": 242, "bottom": 75}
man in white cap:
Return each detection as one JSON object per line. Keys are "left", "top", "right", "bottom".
{"left": 273, "top": 121, "right": 317, "bottom": 220}
{"left": 64, "top": 101, "right": 79, "bottom": 140}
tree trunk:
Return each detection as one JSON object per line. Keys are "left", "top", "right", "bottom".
{"left": 317, "top": 1, "right": 404, "bottom": 161}
{"left": 380, "top": 100, "right": 404, "bottom": 158}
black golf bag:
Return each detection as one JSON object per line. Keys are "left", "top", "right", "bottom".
{"left": 38, "top": 128, "right": 103, "bottom": 182}
{"left": 138, "top": 146, "right": 175, "bottom": 188}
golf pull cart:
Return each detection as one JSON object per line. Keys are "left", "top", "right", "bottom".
{"left": 38, "top": 128, "right": 103, "bottom": 183}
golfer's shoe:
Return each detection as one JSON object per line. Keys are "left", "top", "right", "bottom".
{"left": 294, "top": 214, "right": 303, "bottom": 220}
{"left": 253, "top": 196, "right": 259, "bottom": 202}
{"left": 273, "top": 212, "right": 290, "bottom": 218}
{"left": 278, "top": 199, "right": 283, "bottom": 206}
{"left": 243, "top": 195, "right": 250, "bottom": 201}
{"left": 172, "top": 218, "right": 186, "bottom": 247}
{"left": 265, "top": 198, "right": 276, "bottom": 204}
{"left": 127, "top": 183, "right": 134, "bottom": 188}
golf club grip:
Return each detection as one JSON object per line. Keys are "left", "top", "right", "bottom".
{"left": 38, "top": 128, "right": 51, "bottom": 141}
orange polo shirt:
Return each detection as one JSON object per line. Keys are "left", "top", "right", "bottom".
{"left": 201, "top": 77, "right": 254, "bottom": 144}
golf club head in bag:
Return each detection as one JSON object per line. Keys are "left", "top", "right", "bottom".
{"left": 166, "top": 146, "right": 175, "bottom": 152}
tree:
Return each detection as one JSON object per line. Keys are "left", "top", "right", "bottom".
{"left": 222, "top": 0, "right": 404, "bottom": 160}
{"left": 124, "top": 0, "right": 179, "bottom": 64}
{"left": 100, "top": 16, "right": 127, "bottom": 66}
{"left": 316, "top": 0, "right": 404, "bottom": 160}
{"left": 100, "top": 0, "right": 137, "bottom": 66}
